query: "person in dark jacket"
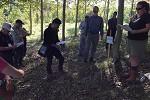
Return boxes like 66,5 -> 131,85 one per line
106,11 -> 117,51
43,18 -> 65,82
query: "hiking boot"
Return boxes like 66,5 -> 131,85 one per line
126,70 -> 137,83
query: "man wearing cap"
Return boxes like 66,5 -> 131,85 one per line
0,22 -> 17,66
11,19 -> 29,67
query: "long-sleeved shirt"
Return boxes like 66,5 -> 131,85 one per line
11,26 -> 28,44
43,24 -> 60,46
86,15 -> 104,35
108,18 -> 117,29
79,20 -> 87,34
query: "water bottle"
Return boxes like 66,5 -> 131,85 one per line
140,73 -> 150,83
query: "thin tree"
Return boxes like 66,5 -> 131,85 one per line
56,0 -> 59,18
29,2 -> 32,34
74,0 -> 79,36
40,0 -> 43,40
105,0 -> 110,31
113,0 -> 124,62
84,0 -> 86,15
62,0 -> 66,44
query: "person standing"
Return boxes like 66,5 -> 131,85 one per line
11,19 -> 28,67
106,11 -> 117,51
83,6 -> 104,62
126,1 -> 150,83
78,15 -> 89,57
0,22 -> 17,66
43,18 -> 66,82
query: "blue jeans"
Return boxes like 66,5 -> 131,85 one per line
79,33 -> 86,56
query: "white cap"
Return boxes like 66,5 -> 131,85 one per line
2,22 -> 14,32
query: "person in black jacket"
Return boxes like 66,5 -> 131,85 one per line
43,18 -> 65,82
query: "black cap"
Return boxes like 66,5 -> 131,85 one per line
16,19 -> 24,25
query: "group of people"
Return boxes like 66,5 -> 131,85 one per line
78,1 -> 150,83
0,19 -> 28,99
78,6 -> 117,62
0,20 -> 29,68
41,1 -> 150,84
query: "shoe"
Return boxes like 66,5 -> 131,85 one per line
126,70 -> 137,83
47,75 -> 56,82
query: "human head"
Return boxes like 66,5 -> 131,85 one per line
93,6 -> 99,15
51,18 -> 61,30
15,19 -> 24,28
136,1 -> 149,15
1,22 -> 13,35
113,11 -> 117,18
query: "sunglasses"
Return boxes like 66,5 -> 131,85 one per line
136,7 -> 143,10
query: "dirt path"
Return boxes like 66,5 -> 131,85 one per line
13,39 -> 150,100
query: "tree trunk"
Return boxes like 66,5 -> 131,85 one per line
105,0 -> 110,31
113,0 -> 124,62
130,0 -> 134,17
74,0 -> 79,36
62,0 -> 66,45
56,0 -> 58,18
29,3 -> 32,34
40,0 -> 43,40
84,0 -> 86,15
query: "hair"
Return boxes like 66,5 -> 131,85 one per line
114,11 -> 117,15
137,1 -> 150,12
93,6 -> 99,11
85,15 -> 89,19
52,18 -> 61,24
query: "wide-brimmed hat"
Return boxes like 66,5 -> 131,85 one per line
2,22 -> 14,32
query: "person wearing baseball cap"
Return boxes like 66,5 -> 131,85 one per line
0,22 -> 17,66
11,19 -> 29,67
2,22 -> 14,32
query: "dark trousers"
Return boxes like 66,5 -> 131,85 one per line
14,45 -> 24,66
23,37 -> 27,57
46,47 -> 64,74
106,28 -> 116,50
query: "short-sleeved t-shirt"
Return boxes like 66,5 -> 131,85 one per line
128,13 -> 150,40
0,57 -> 8,79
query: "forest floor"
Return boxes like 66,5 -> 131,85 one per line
12,35 -> 150,100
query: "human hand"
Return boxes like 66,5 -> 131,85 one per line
12,44 -> 17,48
4,75 -> 13,91
51,44 -> 61,49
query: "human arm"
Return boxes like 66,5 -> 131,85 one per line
0,57 -> 24,78
0,45 -> 17,51
130,23 -> 150,34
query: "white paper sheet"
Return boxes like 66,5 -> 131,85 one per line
16,42 -> 24,47
119,24 -> 132,31
106,36 -> 113,44
56,41 -> 66,45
